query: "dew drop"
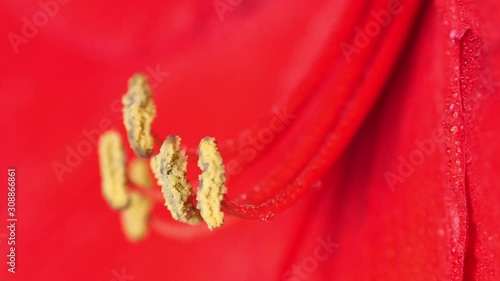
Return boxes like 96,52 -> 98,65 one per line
450,126 -> 458,134
261,212 -> 275,221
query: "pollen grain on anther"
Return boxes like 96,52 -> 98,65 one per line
150,135 -> 202,225
121,191 -> 152,242
98,131 -> 130,210
197,137 -> 227,230
122,73 -> 157,158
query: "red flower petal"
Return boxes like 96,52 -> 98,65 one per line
2,0 -> 500,280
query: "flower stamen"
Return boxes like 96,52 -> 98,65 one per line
150,135 -> 202,225
98,131 -> 130,210
128,158 -> 154,189
121,191 -> 152,242
197,137 -> 227,230
122,74 -> 156,158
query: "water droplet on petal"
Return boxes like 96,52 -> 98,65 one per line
261,212 -> 275,221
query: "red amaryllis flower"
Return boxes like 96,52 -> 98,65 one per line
2,0 -> 500,280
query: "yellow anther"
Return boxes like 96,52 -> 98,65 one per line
98,131 -> 129,209
128,158 -> 154,189
150,136 -> 202,225
197,137 -> 227,230
122,73 -> 156,157
121,192 -> 152,242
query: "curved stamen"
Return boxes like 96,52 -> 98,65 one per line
150,135 -> 202,225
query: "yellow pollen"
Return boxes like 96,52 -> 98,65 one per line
98,131 -> 129,210
150,136 -> 202,225
197,137 -> 227,230
122,73 -> 156,158
121,191 -> 152,242
128,158 -> 154,189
